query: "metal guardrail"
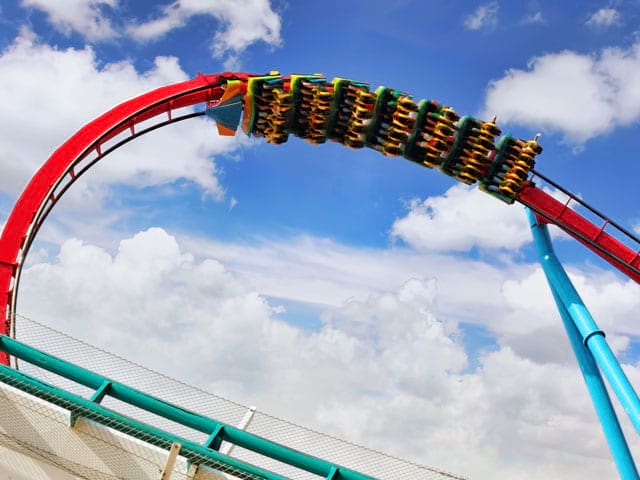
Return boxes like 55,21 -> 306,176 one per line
0,334 -> 375,480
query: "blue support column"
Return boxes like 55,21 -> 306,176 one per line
527,208 -> 639,479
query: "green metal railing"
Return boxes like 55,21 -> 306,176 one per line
0,334 -> 375,480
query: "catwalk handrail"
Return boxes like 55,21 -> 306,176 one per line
528,169 -> 640,248
0,334 -> 375,480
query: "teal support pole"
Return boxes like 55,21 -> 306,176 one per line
527,208 -> 639,479
0,335 -> 374,480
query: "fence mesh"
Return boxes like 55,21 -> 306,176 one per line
0,314 -> 465,480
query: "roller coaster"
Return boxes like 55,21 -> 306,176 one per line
0,71 -> 640,479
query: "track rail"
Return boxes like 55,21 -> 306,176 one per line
1,71 -> 639,367
0,72 -> 253,364
518,181 -> 640,284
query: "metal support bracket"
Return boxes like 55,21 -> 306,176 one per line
327,467 -> 340,479
71,380 -> 112,426
90,380 -> 112,404
203,424 -> 225,451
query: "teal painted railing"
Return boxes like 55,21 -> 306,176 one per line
0,334 -> 375,480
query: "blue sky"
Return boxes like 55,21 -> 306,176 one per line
1,1 -> 640,479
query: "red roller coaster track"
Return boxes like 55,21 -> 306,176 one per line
1,72 -> 639,367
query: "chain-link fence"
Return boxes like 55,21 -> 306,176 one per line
0,314 -> 465,480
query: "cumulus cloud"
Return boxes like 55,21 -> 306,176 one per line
182,227 -> 640,363
21,0 -> 118,40
127,0 -> 282,68
586,8 -> 621,28
391,184 -> 531,252
182,224 -> 640,360
497,266 -> 640,364
0,29 -> 244,203
16,228 -> 639,479
20,0 -> 282,66
180,231 -> 516,330
318,344 -> 627,479
482,42 -> 640,143
464,2 -> 499,31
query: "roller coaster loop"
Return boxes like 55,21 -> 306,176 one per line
1,71 -> 640,476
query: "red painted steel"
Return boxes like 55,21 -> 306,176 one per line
518,185 -> 640,284
0,72 -> 248,364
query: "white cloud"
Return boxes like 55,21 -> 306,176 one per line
21,0 -> 118,40
464,2 -> 499,31
586,8 -> 621,28
482,42 -> 640,143
127,0 -> 282,67
316,345 -> 626,479
178,224 -> 640,365
183,228 -> 640,364
498,266 -> 640,364
20,0 -> 282,66
16,227 -> 639,479
0,29 -> 245,204
391,184 -> 531,252
180,231 -> 517,330
523,11 -> 545,24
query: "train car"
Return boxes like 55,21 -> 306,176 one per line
206,73 -> 543,203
